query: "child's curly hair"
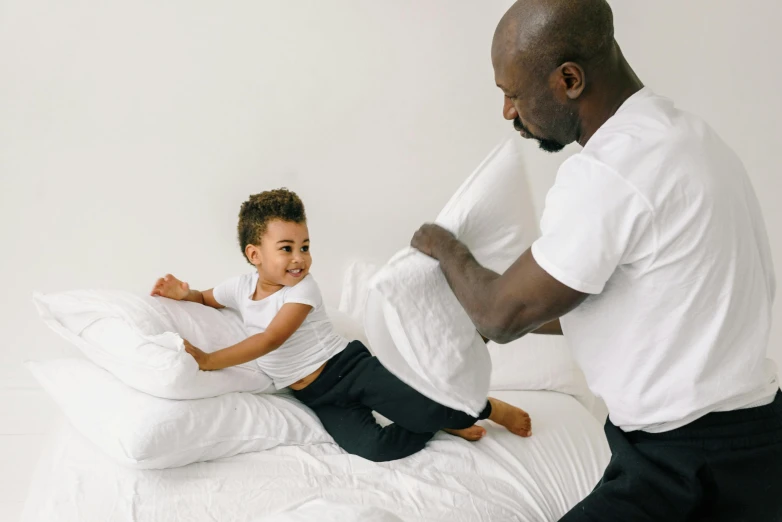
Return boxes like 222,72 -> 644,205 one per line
237,188 -> 307,264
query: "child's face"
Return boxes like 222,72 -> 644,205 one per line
252,219 -> 311,286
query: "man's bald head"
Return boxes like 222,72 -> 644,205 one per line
493,0 -> 614,78
492,0 -> 626,152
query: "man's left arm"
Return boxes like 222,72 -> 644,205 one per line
412,224 -> 584,344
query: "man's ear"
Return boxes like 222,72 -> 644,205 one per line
558,62 -> 586,100
245,243 -> 262,265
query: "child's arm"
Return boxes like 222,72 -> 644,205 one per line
150,274 -> 224,309
184,303 -> 312,371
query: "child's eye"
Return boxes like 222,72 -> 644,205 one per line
301,246 -> 309,253
281,246 -> 292,252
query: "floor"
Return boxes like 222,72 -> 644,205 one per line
0,388 -> 59,522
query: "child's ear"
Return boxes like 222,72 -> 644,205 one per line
245,244 -> 262,265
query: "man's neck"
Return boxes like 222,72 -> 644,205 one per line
577,43 -> 644,147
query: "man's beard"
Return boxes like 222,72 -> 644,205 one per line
513,116 -> 566,153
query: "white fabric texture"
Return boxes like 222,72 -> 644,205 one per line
337,261 -> 380,328
327,306 -> 369,348
21,390 -> 610,522
212,272 -> 349,388
32,289 -> 275,399
487,335 -> 593,411
24,358 -> 332,469
532,87 -> 779,432
257,500 -> 404,522
367,138 -> 539,416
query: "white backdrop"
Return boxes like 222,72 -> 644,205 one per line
1,0 -> 780,390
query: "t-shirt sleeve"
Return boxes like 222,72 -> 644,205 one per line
211,274 -> 245,309
531,155 -> 655,294
282,275 -> 322,308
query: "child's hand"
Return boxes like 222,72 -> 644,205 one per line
183,339 -> 213,371
151,274 -> 190,300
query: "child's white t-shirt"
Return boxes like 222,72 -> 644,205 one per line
212,271 -> 348,389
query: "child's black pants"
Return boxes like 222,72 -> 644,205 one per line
293,340 -> 492,462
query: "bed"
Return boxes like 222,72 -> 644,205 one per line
20,389 -> 609,522
21,138 -> 611,521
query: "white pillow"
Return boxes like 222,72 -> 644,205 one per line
327,306 -> 370,348
366,138 -> 539,416
25,358 -> 332,469
344,261 -> 595,412
33,289 -> 275,399
488,335 -> 594,411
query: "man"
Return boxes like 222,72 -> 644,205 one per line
410,0 -> 782,520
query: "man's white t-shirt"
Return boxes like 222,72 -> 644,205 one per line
212,272 -> 348,389
531,87 -> 778,433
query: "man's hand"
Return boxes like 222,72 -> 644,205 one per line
410,223 -> 457,259
151,274 -> 190,300
183,339 -> 214,371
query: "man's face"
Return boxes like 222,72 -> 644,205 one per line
492,54 -> 579,153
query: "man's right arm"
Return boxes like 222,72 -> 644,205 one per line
481,318 -> 562,342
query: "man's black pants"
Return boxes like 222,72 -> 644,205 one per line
561,389 -> 782,521
293,340 -> 492,462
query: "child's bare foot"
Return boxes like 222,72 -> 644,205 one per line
488,397 -> 532,437
444,425 -> 486,441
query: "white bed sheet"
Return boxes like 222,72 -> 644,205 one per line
21,390 -> 610,522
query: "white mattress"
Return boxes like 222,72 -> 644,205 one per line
21,390 -> 610,522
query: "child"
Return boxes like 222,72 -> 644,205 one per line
151,188 -> 532,462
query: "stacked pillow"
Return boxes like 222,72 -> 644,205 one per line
30,290 -> 365,468
26,357 -> 331,469
33,290 -> 275,399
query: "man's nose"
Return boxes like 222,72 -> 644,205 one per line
503,96 -> 517,121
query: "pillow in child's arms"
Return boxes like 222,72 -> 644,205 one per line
32,289 -> 275,399
366,137 -> 538,417
25,358 -> 332,469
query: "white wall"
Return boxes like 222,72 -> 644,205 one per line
1,0 -> 780,390
0,1 -> 514,388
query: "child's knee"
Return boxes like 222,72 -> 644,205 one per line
352,440 -> 407,462
345,437 -> 425,463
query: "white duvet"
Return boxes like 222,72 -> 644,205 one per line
22,390 -> 609,522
